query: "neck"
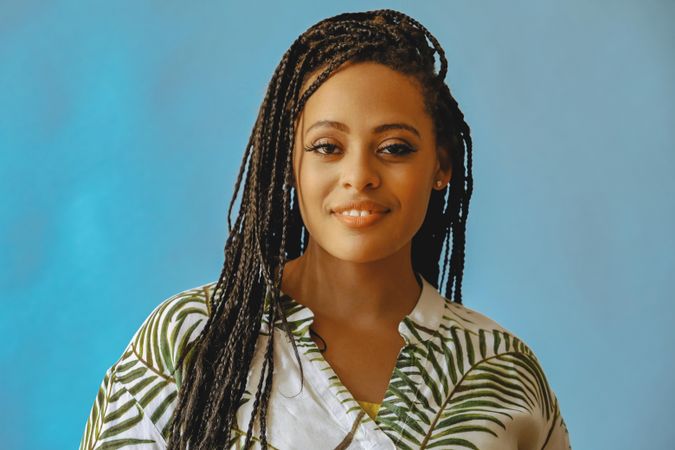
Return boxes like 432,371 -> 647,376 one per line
278,240 -> 422,328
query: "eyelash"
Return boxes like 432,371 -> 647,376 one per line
303,142 -> 416,157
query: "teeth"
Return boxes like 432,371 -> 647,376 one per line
341,209 -> 372,217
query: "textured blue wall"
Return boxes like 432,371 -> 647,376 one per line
1,1 -> 673,449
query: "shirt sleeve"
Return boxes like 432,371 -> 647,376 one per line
540,392 -> 572,450
78,346 -> 169,450
462,331 -> 571,450
522,349 -> 572,450
497,330 -> 572,450
78,286 -> 210,450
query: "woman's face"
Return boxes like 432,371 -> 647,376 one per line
292,61 -> 452,264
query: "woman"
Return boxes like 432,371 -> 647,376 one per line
80,9 -> 571,450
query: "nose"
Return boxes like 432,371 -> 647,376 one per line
340,144 -> 381,191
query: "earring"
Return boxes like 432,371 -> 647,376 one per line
435,180 -> 443,188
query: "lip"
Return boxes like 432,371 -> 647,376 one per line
331,210 -> 389,228
330,200 -> 391,229
331,200 -> 390,214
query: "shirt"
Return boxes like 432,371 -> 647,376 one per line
79,274 -> 572,449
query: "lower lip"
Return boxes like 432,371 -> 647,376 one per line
332,211 -> 389,228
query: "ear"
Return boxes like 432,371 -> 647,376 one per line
433,145 -> 453,190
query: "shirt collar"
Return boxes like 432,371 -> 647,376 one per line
261,272 -> 447,346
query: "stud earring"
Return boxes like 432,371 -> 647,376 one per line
435,180 -> 443,188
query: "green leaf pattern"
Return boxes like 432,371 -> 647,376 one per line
79,278 -> 571,449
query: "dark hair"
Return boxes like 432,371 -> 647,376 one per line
166,8 -> 473,449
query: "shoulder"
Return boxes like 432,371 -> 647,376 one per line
442,297 -> 514,336
79,281 -> 218,449
441,298 -> 538,360
107,280 -> 218,395
127,280 -> 218,380
438,298 -> 571,448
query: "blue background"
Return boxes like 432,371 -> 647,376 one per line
1,1 -> 673,449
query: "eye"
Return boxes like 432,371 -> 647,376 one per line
303,142 -> 340,156
302,141 -> 417,157
379,143 -> 416,156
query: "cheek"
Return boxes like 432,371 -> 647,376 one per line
396,173 -> 433,228
295,167 -> 331,222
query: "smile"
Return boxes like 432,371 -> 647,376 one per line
332,210 -> 388,228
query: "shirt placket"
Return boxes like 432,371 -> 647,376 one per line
292,327 -> 400,450
274,293 -> 397,449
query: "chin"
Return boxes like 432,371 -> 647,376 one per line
324,241 -> 399,264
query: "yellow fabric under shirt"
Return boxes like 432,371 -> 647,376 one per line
356,399 -> 381,420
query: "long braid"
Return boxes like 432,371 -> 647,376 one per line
166,9 -> 474,448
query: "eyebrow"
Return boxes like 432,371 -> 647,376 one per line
305,120 -> 421,138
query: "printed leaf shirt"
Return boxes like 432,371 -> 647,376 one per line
79,274 -> 572,449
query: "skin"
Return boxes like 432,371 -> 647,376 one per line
279,61 -> 452,403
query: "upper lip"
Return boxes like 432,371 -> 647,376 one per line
331,200 -> 390,214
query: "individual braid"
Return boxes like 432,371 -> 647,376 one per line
166,8 -> 474,449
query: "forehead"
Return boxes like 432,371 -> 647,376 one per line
296,61 -> 430,133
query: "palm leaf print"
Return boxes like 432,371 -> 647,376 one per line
376,305 -> 561,450
80,284 -> 213,449
81,280 -> 570,449
78,363 -> 162,449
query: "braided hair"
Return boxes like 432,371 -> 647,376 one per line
166,8 -> 473,449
